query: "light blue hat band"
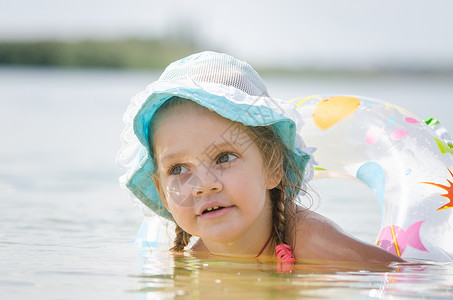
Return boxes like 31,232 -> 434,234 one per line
134,84 -> 298,153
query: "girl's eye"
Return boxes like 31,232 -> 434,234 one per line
216,153 -> 237,164
169,165 -> 188,175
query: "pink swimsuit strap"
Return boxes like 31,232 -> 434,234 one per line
255,233 -> 273,258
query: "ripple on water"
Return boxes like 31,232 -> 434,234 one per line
130,249 -> 453,299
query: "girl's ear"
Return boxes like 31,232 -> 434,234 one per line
266,165 -> 283,190
153,173 -> 169,210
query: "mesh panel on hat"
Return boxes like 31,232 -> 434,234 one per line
159,52 -> 270,97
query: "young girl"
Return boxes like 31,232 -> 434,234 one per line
118,51 -> 403,266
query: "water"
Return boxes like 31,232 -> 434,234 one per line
1,67 -> 453,299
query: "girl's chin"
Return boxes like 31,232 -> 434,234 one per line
197,226 -> 244,244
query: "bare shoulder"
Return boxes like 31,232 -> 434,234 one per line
293,208 -> 340,234
290,207 -> 404,265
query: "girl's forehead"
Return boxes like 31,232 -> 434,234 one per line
153,105 -> 254,155
154,100 -> 211,125
156,100 -> 246,134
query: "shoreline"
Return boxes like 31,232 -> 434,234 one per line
1,39 -> 452,76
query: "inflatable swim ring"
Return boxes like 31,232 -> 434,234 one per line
296,95 -> 453,262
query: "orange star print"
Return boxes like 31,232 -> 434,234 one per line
422,168 -> 453,211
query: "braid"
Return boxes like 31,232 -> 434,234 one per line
170,223 -> 192,252
271,186 -> 288,246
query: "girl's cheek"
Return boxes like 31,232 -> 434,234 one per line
164,174 -> 197,207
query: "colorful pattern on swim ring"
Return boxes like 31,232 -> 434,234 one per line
296,95 -> 453,262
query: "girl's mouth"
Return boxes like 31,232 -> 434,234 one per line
202,206 -> 225,214
198,205 -> 234,219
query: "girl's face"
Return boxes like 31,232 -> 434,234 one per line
152,103 -> 277,246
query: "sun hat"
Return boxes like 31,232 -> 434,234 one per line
117,51 -> 315,220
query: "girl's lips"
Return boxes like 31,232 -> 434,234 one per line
197,206 -> 234,220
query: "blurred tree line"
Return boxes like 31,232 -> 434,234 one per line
0,39 -> 200,69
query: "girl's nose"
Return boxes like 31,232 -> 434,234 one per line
192,171 -> 223,198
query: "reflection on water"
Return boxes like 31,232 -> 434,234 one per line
1,67 -> 453,299
132,248 -> 453,299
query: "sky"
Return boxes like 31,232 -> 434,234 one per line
1,0 -> 453,70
